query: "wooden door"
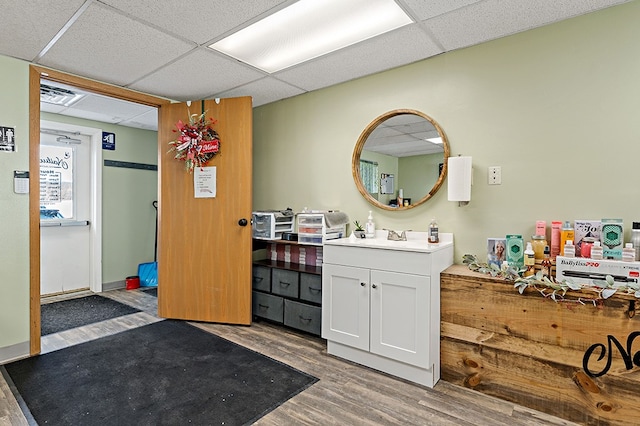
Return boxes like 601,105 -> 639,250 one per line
157,98 -> 252,324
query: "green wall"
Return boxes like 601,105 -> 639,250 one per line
2,1 -> 639,359
0,55 -> 29,353
41,113 -> 158,284
253,1 -> 640,262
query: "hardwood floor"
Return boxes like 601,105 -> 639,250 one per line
0,289 -> 579,425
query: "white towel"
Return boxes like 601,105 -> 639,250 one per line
324,211 -> 349,228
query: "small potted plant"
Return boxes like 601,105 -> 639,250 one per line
352,221 -> 366,239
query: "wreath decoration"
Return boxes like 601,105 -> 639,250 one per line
168,110 -> 220,172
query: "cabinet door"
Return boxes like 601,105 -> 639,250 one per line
370,270 -> 430,368
322,264 -> 370,350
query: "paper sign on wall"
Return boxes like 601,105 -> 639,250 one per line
1,126 -> 16,152
194,166 -> 216,198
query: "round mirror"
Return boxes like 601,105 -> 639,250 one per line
352,109 -> 450,211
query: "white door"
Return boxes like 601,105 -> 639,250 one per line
40,124 -> 101,295
321,263 -> 370,350
370,270 -> 430,368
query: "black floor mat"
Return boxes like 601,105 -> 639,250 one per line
5,320 -> 318,425
41,294 -> 140,336
141,287 -> 157,297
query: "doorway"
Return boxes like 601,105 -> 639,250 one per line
39,122 -> 103,295
29,65 -> 170,354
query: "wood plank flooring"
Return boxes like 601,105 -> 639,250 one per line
0,289 -> 580,426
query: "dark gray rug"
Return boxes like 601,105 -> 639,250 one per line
141,287 -> 157,297
5,320 -> 318,425
41,294 -> 140,336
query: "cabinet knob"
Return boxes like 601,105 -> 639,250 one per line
360,282 -> 366,287
372,284 -> 378,289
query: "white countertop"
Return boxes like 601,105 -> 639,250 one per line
324,231 -> 453,253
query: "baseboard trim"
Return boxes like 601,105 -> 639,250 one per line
0,341 -> 30,365
103,280 -> 125,291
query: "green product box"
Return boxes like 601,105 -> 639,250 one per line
506,234 -> 524,269
601,218 -> 623,259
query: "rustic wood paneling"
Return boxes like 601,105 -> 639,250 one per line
441,264 -> 640,426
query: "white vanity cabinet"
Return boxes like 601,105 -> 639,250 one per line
322,232 -> 453,388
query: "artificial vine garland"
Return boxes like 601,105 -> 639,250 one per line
168,110 -> 220,173
462,253 -> 640,306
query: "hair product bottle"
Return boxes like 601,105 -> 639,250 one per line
365,210 -> 375,239
623,243 -> 635,262
535,220 -> 546,237
550,221 -> 562,259
524,242 -> 535,277
428,218 -> 439,244
590,241 -> 604,260
560,221 -> 574,256
563,240 -> 575,258
541,245 -> 552,278
632,222 -> 640,261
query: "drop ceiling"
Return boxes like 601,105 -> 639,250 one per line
0,0 -> 631,132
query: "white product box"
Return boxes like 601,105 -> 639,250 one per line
555,256 -> 640,286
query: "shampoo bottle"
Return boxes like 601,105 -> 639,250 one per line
365,210 -> 375,239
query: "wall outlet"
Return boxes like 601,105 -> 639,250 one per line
488,166 -> 501,185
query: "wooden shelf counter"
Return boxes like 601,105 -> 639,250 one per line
440,264 -> 640,426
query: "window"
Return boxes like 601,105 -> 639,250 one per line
40,145 -> 75,219
359,159 -> 378,194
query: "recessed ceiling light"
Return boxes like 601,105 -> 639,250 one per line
209,0 -> 412,73
426,137 -> 443,144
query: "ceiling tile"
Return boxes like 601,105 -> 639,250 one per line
401,0 -> 482,20
129,49 -> 265,101
0,0 -> 86,61
37,2 -> 194,87
215,77 -> 305,107
425,0 -> 629,51
100,0 -> 290,44
275,24 -> 442,92
120,109 -> 158,131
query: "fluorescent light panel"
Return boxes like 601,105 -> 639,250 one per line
426,137 -> 443,144
209,0 -> 412,73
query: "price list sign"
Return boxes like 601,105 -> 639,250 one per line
40,169 -> 62,203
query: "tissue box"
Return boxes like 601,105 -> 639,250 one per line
555,256 -> 640,286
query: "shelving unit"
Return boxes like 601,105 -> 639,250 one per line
297,213 -> 346,245
252,239 -> 323,336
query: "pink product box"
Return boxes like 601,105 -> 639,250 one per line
573,220 -> 601,257
555,256 -> 640,286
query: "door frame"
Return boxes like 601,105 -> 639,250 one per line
29,65 -> 170,354
40,120 -> 103,294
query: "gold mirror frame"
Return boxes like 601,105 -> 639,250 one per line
352,109 -> 450,211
